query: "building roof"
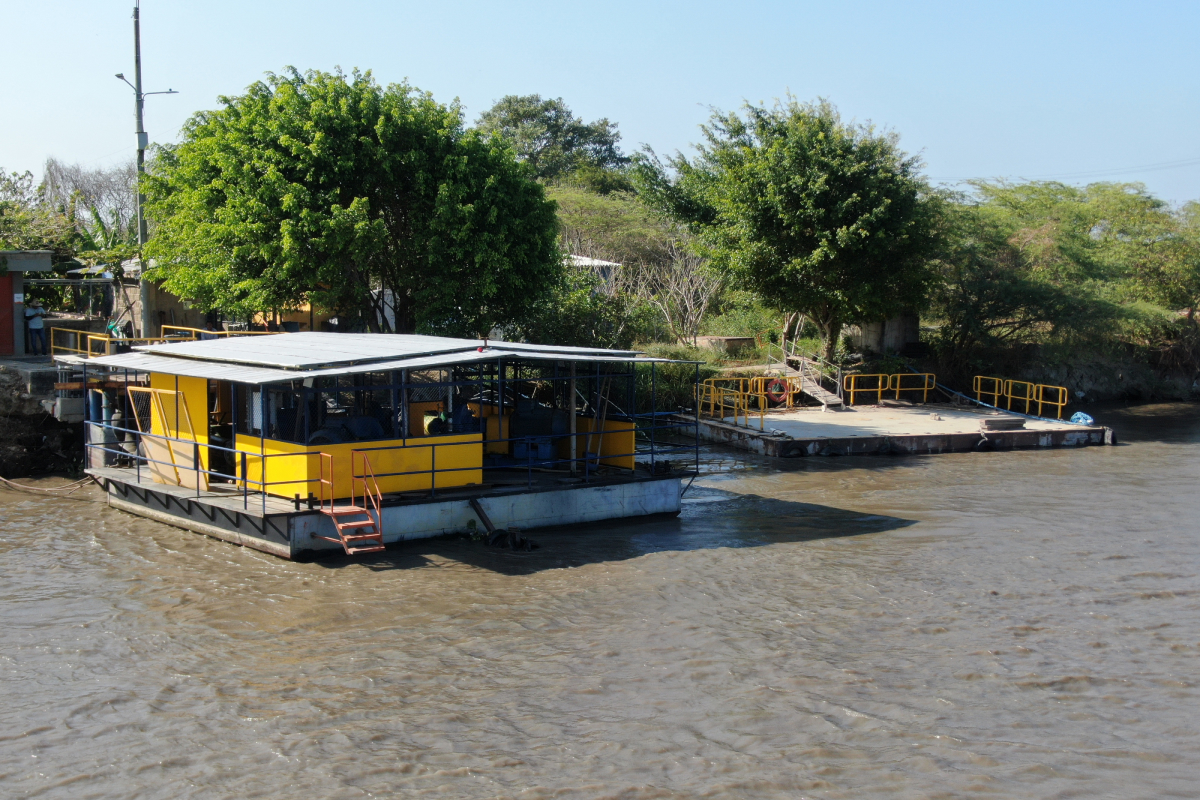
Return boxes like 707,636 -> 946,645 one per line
0,250 -> 54,272
569,255 -> 621,269
83,332 -> 691,383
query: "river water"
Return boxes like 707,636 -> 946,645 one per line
1,404 -> 1198,799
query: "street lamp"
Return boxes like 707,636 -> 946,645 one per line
116,1 -> 177,338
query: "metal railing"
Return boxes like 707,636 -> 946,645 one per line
1033,384 -> 1069,418
53,326 -> 273,357
842,373 -> 890,404
890,372 -> 936,403
973,375 -> 1070,419
51,328 -> 169,357
768,339 -> 845,403
160,325 -> 276,340
85,412 -> 699,515
699,378 -> 767,429
1003,380 -> 1036,414
973,376 -> 1004,406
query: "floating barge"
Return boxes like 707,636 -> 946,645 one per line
69,333 -> 698,558
692,402 -> 1113,458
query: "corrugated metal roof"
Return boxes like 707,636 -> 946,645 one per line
132,332 -> 643,370
87,345 -> 690,384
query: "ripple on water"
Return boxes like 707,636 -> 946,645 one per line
0,404 -> 1198,798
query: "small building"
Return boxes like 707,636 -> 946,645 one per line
0,250 -> 54,356
846,312 -> 922,355
72,332 -> 698,558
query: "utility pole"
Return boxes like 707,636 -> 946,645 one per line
116,1 -> 176,338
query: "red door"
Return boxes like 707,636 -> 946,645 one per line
0,274 -> 13,355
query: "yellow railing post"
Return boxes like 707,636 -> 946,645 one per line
1003,380 -> 1035,414
973,376 -> 1004,406
1034,384 -> 1068,418
888,373 -> 936,403
842,374 -> 888,404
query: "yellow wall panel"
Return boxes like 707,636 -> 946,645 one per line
235,433 -> 483,499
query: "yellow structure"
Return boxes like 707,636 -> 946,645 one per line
84,332 -> 666,502
235,431 -> 484,499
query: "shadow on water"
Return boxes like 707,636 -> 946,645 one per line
309,491 -> 917,576
1090,401 -> 1200,444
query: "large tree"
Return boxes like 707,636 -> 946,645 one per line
635,99 -> 940,360
143,68 -> 561,334
475,95 -> 628,183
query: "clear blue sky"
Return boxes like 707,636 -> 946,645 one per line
4,0 -> 1199,202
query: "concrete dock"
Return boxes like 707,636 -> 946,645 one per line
693,402 -> 1113,457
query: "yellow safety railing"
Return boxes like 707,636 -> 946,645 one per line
749,375 -> 802,408
50,328 -> 168,357
1034,384 -> 1069,419
1003,380 -> 1035,414
973,375 -> 1070,418
842,374 -> 890,404
699,379 -> 766,430
160,325 -> 276,339
51,325 -> 276,357
890,373 -> 936,403
973,376 -> 1004,406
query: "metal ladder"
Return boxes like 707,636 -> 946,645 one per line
316,452 -> 386,555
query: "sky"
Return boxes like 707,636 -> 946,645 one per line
4,0 -> 1199,203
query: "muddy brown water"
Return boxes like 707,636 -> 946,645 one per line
1,404 -> 1198,799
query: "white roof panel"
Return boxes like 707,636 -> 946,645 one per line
132,332 -> 642,370
87,343 -> 689,384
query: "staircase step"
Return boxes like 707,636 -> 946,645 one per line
342,532 -> 382,542
327,506 -> 370,516
335,519 -> 378,530
345,544 -> 386,555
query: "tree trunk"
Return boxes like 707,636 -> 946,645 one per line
819,317 -> 841,362
781,312 -> 796,359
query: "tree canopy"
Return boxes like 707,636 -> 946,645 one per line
475,95 -> 629,183
143,68 -> 561,335
635,99 -> 940,358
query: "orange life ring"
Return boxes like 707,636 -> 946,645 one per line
765,378 -> 789,406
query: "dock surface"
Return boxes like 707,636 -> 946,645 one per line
694,403 -> 1112,457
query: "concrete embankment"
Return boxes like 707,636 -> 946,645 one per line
0,360 -> 80,478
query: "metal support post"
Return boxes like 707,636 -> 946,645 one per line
569,362 -> 577,475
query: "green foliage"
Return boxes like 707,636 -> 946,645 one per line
549,185 -> 672,268
515,268 -> 657,349
635,98 -> 940,360
700,290 -> 781,340
557,164 -> 635,195
926,182 -> 1173,380
143,68 -> 561,334
634,343 -> 720,414
0,169 -> 78,259
475,95 -> 629,182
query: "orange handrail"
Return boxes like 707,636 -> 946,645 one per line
318,452 -> 335,513
351,450 -> 383,527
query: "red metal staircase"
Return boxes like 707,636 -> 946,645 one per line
316,452 -> 386,555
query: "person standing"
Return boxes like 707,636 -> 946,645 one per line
25,300 -> 47,356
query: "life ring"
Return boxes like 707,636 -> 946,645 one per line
765,378 -> 789,406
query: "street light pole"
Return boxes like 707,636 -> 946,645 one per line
133,2 -> 150,338
116,1 -> 176,338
